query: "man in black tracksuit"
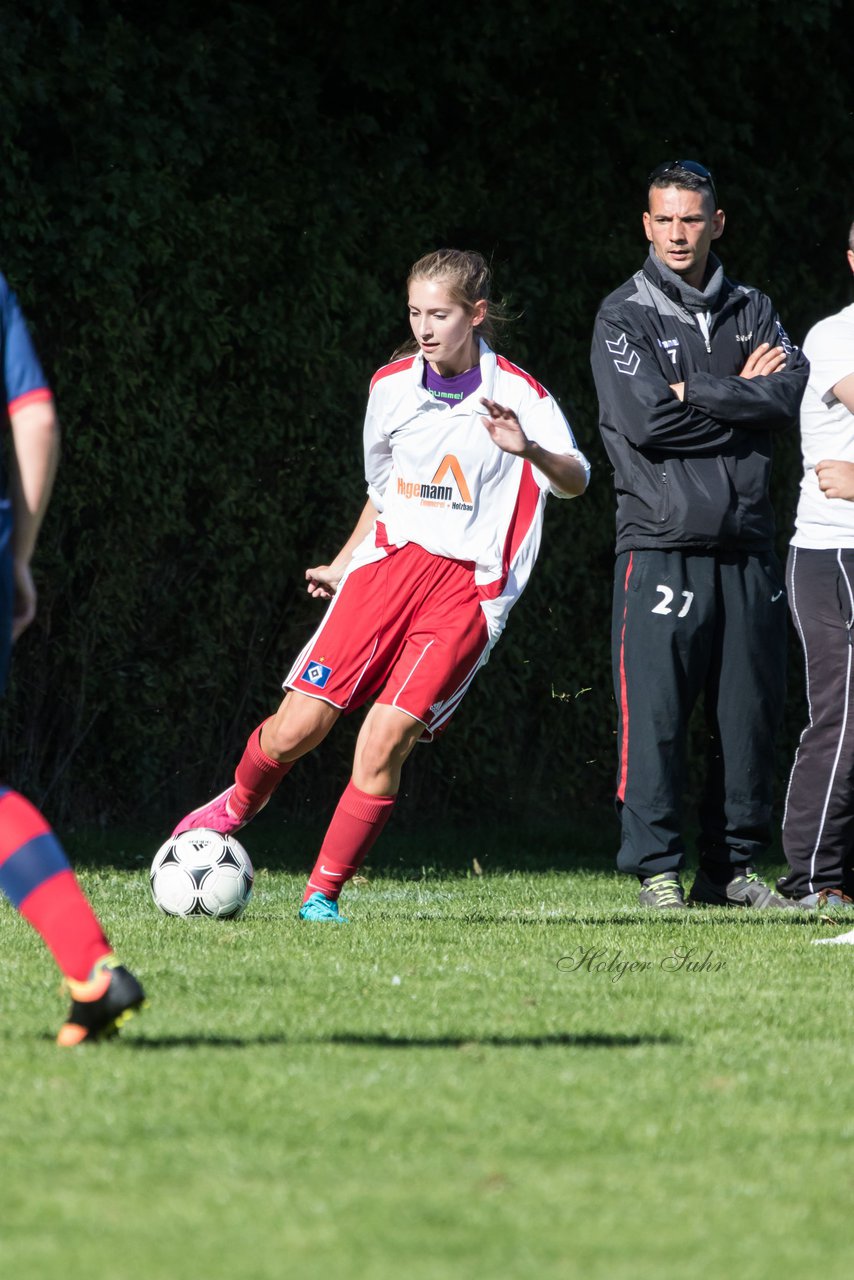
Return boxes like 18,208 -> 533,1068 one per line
590,161 -> 809,909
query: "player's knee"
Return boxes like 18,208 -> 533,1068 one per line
356,725 -> 415,780
354,740 -> 390,781
263,696 -> 334,759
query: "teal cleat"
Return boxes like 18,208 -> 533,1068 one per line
299,891 -> 348,923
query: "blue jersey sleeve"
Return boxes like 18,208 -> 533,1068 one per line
1,272 -> 51,414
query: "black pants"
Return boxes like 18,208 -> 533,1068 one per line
780,546 -> 854,896
611,548 -> 787,879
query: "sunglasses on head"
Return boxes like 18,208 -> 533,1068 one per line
648,160 -> 717,203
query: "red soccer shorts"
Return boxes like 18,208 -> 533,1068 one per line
284,543 -> 490,740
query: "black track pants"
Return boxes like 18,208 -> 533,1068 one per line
780,546 -> 854,896
611,548 -> 787,879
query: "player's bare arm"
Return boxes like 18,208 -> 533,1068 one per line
305,496 -> 380,599
829,372 -> 854,416
479,397 -> 587,496
8,398 -> 60,641
814,385 -> 854,500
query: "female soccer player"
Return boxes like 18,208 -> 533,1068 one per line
173,249 -> 590,919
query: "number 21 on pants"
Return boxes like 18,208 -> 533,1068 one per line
651,586 -> 694,617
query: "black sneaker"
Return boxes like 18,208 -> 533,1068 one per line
638,873 -> 686,909
689,867 -> 801,909
57,956 -> 146,1046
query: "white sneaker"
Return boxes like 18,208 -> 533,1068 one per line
812,927 -> 854,946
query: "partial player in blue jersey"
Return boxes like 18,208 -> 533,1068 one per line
0,271 -> 144,1044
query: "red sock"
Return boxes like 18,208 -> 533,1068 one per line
232,719 -> 292,819
0,789 -> 111,981
303,781 -> 396,902
22,872 -> 112,981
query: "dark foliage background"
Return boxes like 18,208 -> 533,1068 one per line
1,0 -> 853,841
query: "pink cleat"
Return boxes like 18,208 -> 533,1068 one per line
171,786 -> 268,838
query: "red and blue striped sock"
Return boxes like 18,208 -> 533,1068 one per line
0,788 -> 110,981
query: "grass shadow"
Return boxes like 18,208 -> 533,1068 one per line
324,1031 -> 681,1049
121,1030 -> 680,1051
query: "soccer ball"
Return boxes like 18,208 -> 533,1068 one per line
150,829 -> 254,919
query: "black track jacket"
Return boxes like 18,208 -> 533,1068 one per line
591,253 -> 809,554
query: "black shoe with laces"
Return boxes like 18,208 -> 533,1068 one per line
638,873 -> 686,909
688,867 -> 800,909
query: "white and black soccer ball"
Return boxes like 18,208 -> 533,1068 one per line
150,829 -> 254,919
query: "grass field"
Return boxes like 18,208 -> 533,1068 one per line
2,813 -> 853,1280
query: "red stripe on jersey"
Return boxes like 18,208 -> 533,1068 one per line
495,354 -> 547,399
476,460 -> 541,601
7,387 -> 53,416
616,553 -> 634,803
370,355 -> 416,393
0,790 -> 53,868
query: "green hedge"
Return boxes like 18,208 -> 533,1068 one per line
1,0 -> 853,840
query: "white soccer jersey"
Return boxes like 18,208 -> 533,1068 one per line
350,340 -> 589,646
793,303 -> 854,549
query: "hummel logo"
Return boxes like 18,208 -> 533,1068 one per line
606,333 -> 629,355
606,332 -> 639,376
775,321 -> 795,357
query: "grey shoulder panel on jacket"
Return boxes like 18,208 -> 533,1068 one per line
625,270 -> 696,325
599,269 -> 695,328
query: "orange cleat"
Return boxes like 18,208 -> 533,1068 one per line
57,955 -> 145,1046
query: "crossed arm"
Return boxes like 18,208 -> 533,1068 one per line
592,294 -> 809,457
669,341 -> 789,401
